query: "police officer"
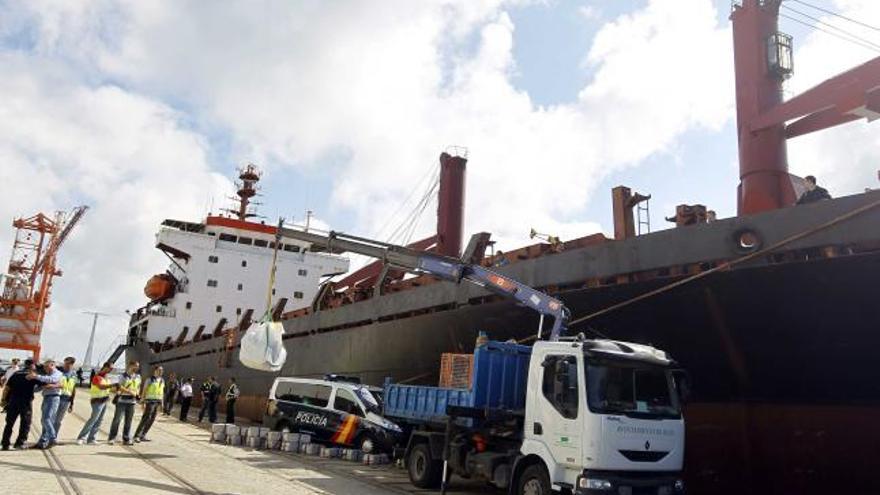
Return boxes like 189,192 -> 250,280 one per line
107,361 -> 141,445
134,366 -> 165,442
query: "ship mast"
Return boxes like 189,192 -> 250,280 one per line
732,0 -> 880,214
224,163 -> 262,221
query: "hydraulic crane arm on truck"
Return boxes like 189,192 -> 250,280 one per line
276,227 -> 571,340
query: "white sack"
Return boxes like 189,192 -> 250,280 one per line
239,319 -> 287,371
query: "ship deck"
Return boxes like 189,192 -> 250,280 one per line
1,394 -> 490,495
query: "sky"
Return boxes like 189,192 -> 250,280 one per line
1,0 -> 879,362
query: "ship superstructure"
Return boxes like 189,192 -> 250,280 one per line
128,165 -> 349,347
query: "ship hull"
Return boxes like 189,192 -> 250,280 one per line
129,193 -> 880,495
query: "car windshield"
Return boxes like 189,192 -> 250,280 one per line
586,360 -> 681,419
354,386 -> 382,414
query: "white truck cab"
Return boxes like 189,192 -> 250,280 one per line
518,339 -> 686,495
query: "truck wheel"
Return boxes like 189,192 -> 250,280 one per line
517,463 -> 551,495
408,443 -> 442,488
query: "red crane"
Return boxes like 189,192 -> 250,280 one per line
732,0 -> 880,214
0,206 -> 88,360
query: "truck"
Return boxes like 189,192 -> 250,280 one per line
384,337 -> 686,495
274,227 -> 687,495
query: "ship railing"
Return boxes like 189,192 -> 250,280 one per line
147,306 -> 176,318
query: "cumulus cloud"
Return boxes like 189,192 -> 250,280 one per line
1,0 -> 742,357
0,54 -> 231,360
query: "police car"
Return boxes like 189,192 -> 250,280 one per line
263,375 -> 402,453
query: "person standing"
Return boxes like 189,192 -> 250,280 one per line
179,378 -> 194,421
163,371 -> 180,416
224,377 -> 240,424
52,357 -> 78,439
76,367 -> 84,387
0,358 -> 20,413
197,377 -> 212,422
1,358 -> 20,386
1,359 -> 37,450
207,377 -> 221,423
28,359 -> 63,449
133,366 -> 164,442
107,361 -> 141,445
76,362 -> 114,445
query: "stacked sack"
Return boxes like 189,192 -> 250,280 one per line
340,448 -> 363,462
362,453 -> 391,465
280,432 -> 310,452
225,425 -> 242,446
244,426 -> 270,449
211,424 -> 227,443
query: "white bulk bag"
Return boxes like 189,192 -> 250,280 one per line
239,318 -> 287,371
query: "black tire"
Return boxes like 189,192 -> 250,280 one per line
408,442 -> 443,489
516,463 -> 551,495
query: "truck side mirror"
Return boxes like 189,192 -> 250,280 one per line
671,369 -> 691,404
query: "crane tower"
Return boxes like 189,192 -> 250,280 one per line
0,206 -> 88,360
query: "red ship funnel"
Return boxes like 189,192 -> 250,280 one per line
436,152 -> 467,258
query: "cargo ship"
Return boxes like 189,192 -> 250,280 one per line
126,2 -> 880,494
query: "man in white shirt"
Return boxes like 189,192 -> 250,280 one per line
178,378 -> 194,422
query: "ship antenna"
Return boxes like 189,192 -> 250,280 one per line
233,163 -> 262,221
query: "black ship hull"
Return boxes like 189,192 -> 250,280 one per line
129,192 -> 880,495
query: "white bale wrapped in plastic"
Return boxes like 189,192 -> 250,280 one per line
305,443 -> 321,455
225,425 -> 241,436
245,426 -> 261,438
282,432 -> 300,443
299,433 -> 311,444
319,447 -> 341,458
226,435 -> 242,446
245,436 -> 262,449
239,319 -> 287,372
259,427 -> 270,438
281,441 -> 300,452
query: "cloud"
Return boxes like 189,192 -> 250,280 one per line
1,0 -> 738,357
0,53 -> 231,360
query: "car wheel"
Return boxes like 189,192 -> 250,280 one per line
357,434 -> 376,454
408,442 -> 442,489
517,463 -> 551,495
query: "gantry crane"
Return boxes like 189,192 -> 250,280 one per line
0,206 -> 88,360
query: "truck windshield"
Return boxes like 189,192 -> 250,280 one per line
586,360 -> 681,419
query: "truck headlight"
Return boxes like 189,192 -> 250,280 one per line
579,478 -> 613,490
674,479 -> 685,492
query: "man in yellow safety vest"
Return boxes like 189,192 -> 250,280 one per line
76,362 -> 114,445
52,357 -> 77,439
108,361 -> 141,445
134,366 -> 164,442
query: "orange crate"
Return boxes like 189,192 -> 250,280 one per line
439,353 -> 474,389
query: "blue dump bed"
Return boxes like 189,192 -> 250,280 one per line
383,341 -> 532,424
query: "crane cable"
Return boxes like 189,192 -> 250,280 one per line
789,0 -> 880,33
518,196 -> 880,345
780,5 -> 880,53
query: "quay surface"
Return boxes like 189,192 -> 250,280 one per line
0,394 -> 489,495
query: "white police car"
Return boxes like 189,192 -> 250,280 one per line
263,375 -> 401,453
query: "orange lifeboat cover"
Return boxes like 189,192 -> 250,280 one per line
144,274 -> 176,301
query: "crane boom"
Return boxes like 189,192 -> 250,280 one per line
277,226 -> 570,340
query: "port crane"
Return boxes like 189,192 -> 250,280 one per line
276,226 -> 571,341
0,206 -> 88,360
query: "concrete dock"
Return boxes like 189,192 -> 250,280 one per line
0,395 -> 490,495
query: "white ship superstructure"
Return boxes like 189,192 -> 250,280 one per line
129,165 -> 349,345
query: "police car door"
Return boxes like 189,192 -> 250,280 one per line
292,383 -> 334,441
329,387 -> 363,446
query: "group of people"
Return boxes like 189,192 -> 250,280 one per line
1,357 -> 241,450
1,357 -> 79,450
